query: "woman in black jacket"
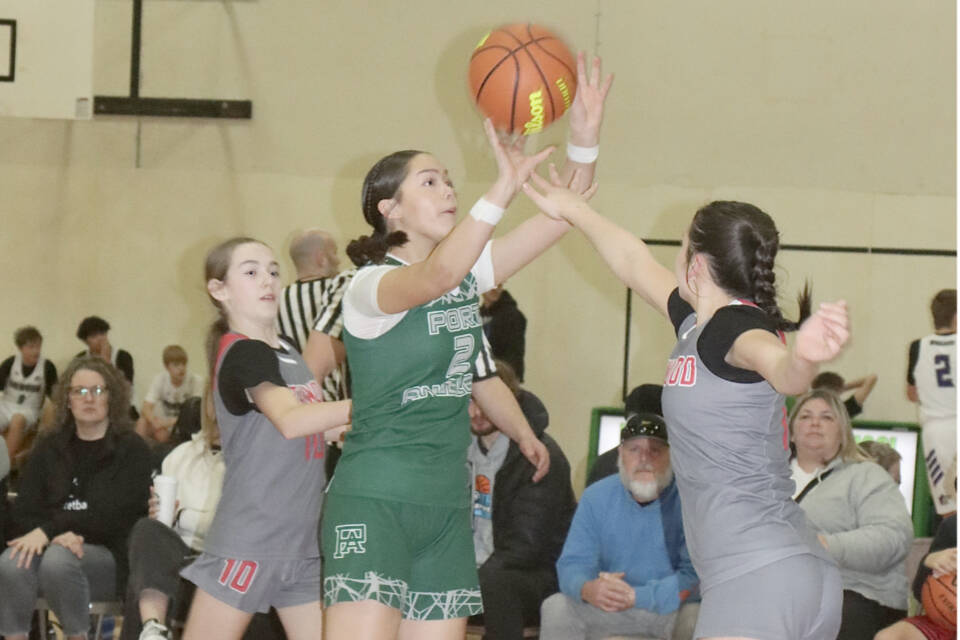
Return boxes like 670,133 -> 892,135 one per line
0,356 -> 152,640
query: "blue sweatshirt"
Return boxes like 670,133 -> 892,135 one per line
556,475 -> 697,615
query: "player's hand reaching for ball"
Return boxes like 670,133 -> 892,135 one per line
518,434 -> 550,482
567,52 -> 614,149
522,163 -> 599,223
483,118 -> 554,209
794,301 -> 851,364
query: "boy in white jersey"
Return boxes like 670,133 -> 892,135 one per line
0,327 -> 57,466
136,345 -> 204,444
906,288 -> 957,515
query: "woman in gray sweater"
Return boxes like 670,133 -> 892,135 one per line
789,389 -> 913,640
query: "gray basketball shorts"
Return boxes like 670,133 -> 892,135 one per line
181,552 -> 321,614
695,553 -> 841,640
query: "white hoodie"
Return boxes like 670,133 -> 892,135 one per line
161,432 -> 225,552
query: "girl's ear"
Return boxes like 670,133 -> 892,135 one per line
688,253 -> 708,280
208,279 -> 228,303
378,198 -> 397,219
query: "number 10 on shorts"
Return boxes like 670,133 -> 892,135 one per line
218,558 -> 259,594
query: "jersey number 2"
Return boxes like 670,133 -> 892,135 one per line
446,334 -> 475,378
934,354 -> 954,388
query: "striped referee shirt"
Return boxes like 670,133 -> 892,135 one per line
277,269 -> 355,400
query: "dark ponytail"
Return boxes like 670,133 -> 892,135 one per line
689,201 -> 810,332
346,230 -> 410,268
203,236 -> 262,377
346,150 -> 424,266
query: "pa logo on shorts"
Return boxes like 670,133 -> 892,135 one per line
333,524 -> 367,558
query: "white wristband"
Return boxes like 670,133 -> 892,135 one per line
567,142 -> 600,164
470,198 -> 505,226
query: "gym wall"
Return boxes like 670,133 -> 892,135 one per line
0,0 -> 953,489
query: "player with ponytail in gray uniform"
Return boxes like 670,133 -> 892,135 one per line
180,237 -> 352,640
523,182 -> 851,640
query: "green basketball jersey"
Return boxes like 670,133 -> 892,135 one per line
333,258 -> 485,507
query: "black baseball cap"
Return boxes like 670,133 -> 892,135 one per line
620,412 -> 669,445
625,384 -> 663,418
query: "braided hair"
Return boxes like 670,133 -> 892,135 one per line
687,201 -> 810,331
346,150 -> 423,266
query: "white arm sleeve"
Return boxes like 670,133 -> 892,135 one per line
472,241 -> 496,294
344,244 -> 495,340
342,265 -> 408,340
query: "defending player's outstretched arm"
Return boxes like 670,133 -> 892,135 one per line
522,169 -> 675,318
727,301 -> 851,395
490,52 -> 613,283
248,381 -> 351,440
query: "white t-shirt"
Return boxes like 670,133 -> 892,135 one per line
343,243 -> 496,340
790,458 -> 824,500
144,371 -> 203,419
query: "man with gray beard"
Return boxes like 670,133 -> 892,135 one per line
540,414 -> 699,640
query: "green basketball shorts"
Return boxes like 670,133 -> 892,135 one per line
321,492 -> 482,621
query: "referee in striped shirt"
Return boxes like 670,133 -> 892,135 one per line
278,229 -> 355,403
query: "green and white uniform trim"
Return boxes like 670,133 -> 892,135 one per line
325,573 -> 482,620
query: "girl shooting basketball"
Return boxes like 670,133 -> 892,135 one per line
180,237 -> 351,640
322,53 -> 611,640
522,180 -> 851,640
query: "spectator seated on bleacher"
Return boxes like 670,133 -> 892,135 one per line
135,345 -> 203,446
121,388 -> 224,640
789,389 -> 914,640
466,361 -> 576,639
541,413 -> 700,640
586,384 -> 662,488
0,326 -> 58,471
859,440 -> 903,485
0,357 -> 152,640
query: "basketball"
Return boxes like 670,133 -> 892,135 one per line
922,571 -> 957,631
469,23 -> 577,135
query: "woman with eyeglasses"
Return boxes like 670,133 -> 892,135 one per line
0,356 -> 153,640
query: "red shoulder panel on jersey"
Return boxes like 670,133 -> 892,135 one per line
214,332 -> 249,384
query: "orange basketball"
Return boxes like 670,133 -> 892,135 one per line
922,571 -> 957,631
468,23 -> 577,135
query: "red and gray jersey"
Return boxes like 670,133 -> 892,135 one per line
204,333 -> 327,561
660,290 -> 831,592
907,333 -> 956,424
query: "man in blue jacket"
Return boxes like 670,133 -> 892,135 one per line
540,414 -> 699,640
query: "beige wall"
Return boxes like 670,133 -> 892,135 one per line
0,0 -> 954,489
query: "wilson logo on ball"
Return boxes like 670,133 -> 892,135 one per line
524,88 -> 545,135
468,23 -> 577,135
